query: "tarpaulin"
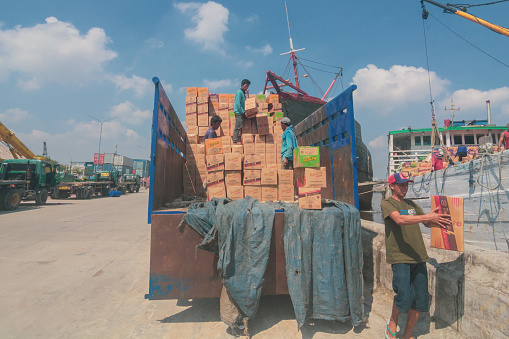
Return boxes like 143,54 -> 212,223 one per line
281,200 -> 364,328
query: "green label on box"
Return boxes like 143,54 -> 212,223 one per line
256,94 -> 266,101
273,111 -> 284,122
229,111 -> 235,119
293,147 -> 320,167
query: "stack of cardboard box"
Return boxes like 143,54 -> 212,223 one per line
183,87 -> 325,209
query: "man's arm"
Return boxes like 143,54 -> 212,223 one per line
498,133 -> 505,150
389,207 -> 451,229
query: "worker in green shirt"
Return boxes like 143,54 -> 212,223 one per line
232,79 -> 250,144
381,173 -> 451,339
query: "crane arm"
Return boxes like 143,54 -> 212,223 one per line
0,121 -> 37,159
422,0 -> 509,37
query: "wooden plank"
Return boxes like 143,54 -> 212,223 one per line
332,145 -> 355,206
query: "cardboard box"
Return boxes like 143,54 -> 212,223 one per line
261,167 -> 278,185
196,162 -> 207,174
225,171 -> 242,186
187,125 -> 198,135
266,143 -> 277,154
206,154 -> 225,172
242,134 -> 254,144
197,103 -> 208,115
298,187 -> 322,209
430,195 -> 464,252
187,87 -> 197,97
254,134 -> 265,144
227,186 -> 244,200
256,94 -> 266,103
244,186 -> 262,200
186,112 -> 197,127
243,169 -> 261,186
278,169 -> 294,186
225,153 -> 243,171
268,93 -> 280,104
207,170 -> 225,187
243,143 -> 255,154
278,185 -> 295,202
231,144 -> 243,154
219,94 -> 229,103
295,167 -> 326,188
187,133 -> 199,144
242,119 -> 254,134
255,143 -> 266,154
266,152 -> 277,166
258,102 -> 269,111
209,93 -> 219,102
198,126 -> 208,136
261,186 -> 278,202
207,184 -> 226,200
256,114 -> 271,135
245,97 -> 258,117
205,137 -> 223,156
198,112 -> 209,127
221,135 -> 231,147
186,103 -> 197,114
293,147 -> 320,168
265,134 -> 275,144
198,87 -> 209,97
244,154 -> 262,170
273,111 -> 284,121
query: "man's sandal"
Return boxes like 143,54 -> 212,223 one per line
385,319 -> 398,339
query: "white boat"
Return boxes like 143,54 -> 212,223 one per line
387,119 -> 509,252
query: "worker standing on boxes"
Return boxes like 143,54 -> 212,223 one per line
204,115 -> 222,140
280,117 -> 298,169
381,173 -> 451,339
232,79 -> 250,144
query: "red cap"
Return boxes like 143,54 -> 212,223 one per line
388,173 -> 414,185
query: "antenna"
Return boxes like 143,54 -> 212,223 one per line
280,0 -> 305,88
445,98 -> 460,123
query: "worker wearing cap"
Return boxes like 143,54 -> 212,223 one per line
381,173 -> 451,339
280,117 -> 298,170
232,79 -> 251,144
497,123 -> 509,151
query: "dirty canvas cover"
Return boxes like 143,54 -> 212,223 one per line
430,195 -> 464,252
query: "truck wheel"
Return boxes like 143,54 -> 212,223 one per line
51,189 -> 60,199
135,186 -> 139,193
87,187 -> 94,199
0,190 -> 6,210
76,188 -> 82,200
129,186 -> 134,193
35,188 -> 48,205
3,189 -> 22,210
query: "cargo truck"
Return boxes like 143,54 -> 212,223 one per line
120,174 -> 141,193
0,159 -> 57,210
145,78 -> 361,300
52,170 -> 124,199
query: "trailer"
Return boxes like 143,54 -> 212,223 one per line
145,78 -> 360,300
0,159 -> 57,210
52,170 -> 124,199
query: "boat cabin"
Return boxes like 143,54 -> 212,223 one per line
388,119 -> 506,175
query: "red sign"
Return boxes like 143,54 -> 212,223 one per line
93,153 -> 105,165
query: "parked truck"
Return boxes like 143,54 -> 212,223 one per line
145,78 -> 361,300
120,174 -> 141,193
0,159 -> 57,210
52,170 -> 125,199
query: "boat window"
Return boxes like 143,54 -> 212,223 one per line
423,136 -> 431,145
453,135 -> 462,145
414,136 -> 421,146
476,134 -> 484,144
464,134 -> 475,145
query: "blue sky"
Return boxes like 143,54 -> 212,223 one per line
1,0 -> 508,178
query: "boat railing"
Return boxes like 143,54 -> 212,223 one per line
389,149 -> 431,173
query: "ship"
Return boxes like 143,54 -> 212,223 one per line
262,0 -> 373,210
387,104 -> 509,252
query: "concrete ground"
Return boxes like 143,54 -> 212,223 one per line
0,190 -> 464,338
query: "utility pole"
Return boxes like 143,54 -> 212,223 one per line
87,115 -> 116,171
445,98 -> 460,125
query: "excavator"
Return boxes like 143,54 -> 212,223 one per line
0,121 -> 37,160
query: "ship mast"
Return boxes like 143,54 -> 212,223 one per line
280,0 -> 305,89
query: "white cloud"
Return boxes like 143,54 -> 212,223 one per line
145,37 -> 164,49
245,14 -> 259,24
368,135 -> 388,150
126,129 -> 139,140
352,64 -> 450,115
203,79 -> 232,91
247,44 -> 273,56
109,101 -> 151,125
237,60 -> 254,68
439,87 -> 509,120
0,108 -> 30,123
174,1 -> 229,54
107,74 -> 152,97
0,17 -> 117,89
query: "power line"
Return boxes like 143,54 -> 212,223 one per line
428,12 -> 509,69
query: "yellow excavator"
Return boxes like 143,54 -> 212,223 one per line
0,121 -> 37,160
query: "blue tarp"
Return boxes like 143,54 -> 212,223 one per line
184,197 -> 363,328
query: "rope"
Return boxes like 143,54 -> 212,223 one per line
449,0 -> 509,9
476,151 -> 503,190
421,2 -> 436,120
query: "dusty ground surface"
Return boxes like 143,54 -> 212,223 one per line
0,190 -> 463,338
